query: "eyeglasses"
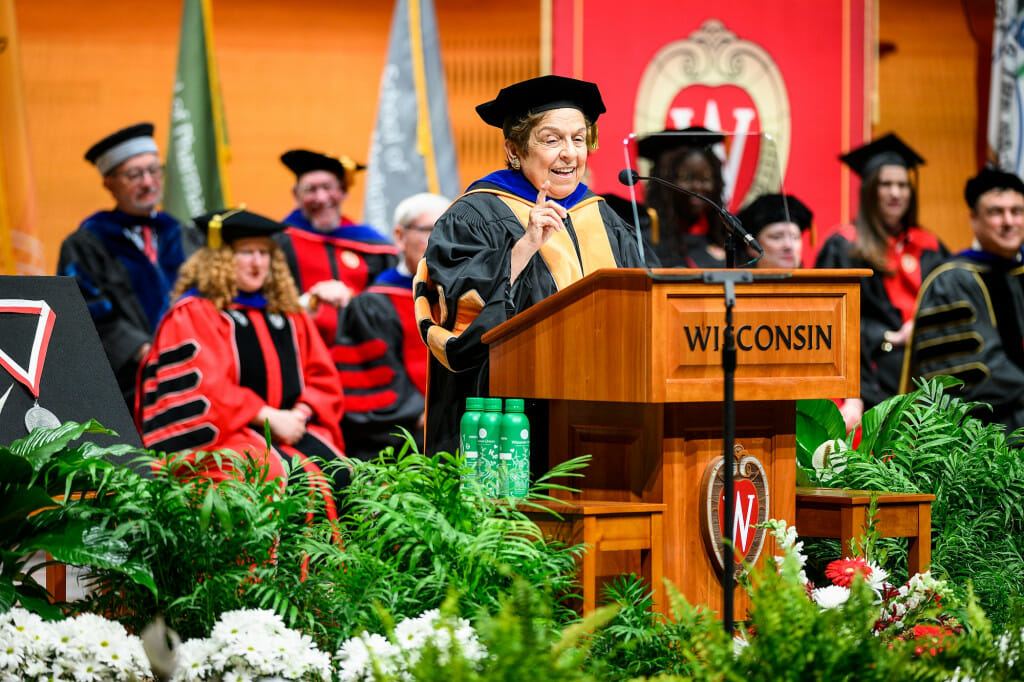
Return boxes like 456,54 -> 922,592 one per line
403,224 -> 434,233
117,164 -> 165,183
297,182 -> 343,197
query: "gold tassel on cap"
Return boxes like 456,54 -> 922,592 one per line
208,213 -> 224,250
339,155 -> 357,188
206,204 -> 247,250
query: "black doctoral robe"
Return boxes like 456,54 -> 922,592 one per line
414,174 -> 650,458
902,250 -> 1024,433
815,224 -> 947,409
335,267 -> 427,461
57,209 -> 185,406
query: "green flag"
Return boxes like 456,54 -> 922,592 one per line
164,0 -> 230,225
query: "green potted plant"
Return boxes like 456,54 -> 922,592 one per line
0,420 -> 155,618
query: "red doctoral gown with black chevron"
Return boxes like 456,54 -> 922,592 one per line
335,267 -> 427,460
275,215 -> 398,347
135,293 -> 347,502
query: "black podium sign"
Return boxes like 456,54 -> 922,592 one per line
0,275 -> 142,450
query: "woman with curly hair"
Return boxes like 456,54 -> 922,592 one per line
135,208 -> 347,511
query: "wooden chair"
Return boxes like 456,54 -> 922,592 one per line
525,499 -> 666,614
794,486 -> 934,575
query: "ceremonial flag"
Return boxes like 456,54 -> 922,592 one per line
164,0 -> 231,224
0,0 -> 43,275
363,0 -> 459,233
988,0 -> 1024,174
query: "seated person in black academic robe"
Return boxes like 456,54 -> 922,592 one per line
736,193 -> 814,269
902,167 -> 1024,433
815,133 -> 948,432
413,75 -> 651,457
638,127 -> 728,268
57,122 -> 186,409
335,192 -> 450,461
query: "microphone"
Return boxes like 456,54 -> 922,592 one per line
618,168 -> 763,257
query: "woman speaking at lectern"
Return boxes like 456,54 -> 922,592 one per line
414,75 -> 651,457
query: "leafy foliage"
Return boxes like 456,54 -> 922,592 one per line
586,575 -> 731,679
798,378 -> 1024,629
15,417 -> 1024,678
300,440 -> 590,643
13,425 -> 585,651
0,421 -> 151,619
73,448 -> 332,640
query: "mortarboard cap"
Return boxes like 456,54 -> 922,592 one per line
194,208 -> 285,249
281,149 -> 365,188
737,193 -> 813,235
84,122 -> 159,176
637,126 -> 725,162
476,75 -> 606,129
839,132 -> 924,179
964,167 -> 1024,208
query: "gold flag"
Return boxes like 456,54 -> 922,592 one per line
0,0 -> 43,275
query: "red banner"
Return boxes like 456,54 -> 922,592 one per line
550,0 -> 869,259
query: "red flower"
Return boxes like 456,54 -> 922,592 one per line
913,624 -> 943,639
825,557 -> 872,587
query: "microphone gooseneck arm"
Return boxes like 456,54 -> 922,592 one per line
618,169 -> 763,257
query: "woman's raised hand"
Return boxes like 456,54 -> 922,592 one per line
524,182 -> 567,248
511,182 -> 567,283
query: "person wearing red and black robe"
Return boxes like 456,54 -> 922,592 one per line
136,209 -> 347,515
334,193 -> 449,460
816,133 -> 948,429
637,127 -> 727,269
275,149 -> 398,348
414,76 -> 651,458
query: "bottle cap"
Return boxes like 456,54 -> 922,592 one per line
466,396 -> 484,410
505,398 -> 525,412
483,397 -> 503,411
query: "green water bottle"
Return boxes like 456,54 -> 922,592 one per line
460,397 -> 484,490
501,398 -> 531,498
477,398 -> 504,497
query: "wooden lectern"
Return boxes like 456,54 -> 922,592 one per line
482,268 -> 864,618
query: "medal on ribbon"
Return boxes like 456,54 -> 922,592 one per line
0,299 -> 61,432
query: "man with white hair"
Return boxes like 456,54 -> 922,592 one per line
334,192 -> 450,460
58,122 -> 186,408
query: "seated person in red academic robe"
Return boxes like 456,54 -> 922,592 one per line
135,208 -> 348,514
275,149 -> 398,347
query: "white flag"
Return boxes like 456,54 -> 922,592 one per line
988,0 -> 1024,173
363,0 -> 459,233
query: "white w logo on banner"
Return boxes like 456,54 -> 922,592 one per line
731,490 -> 758,554
670,100 -> 756,206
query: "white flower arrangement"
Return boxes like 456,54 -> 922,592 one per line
811,584 -> 852,610
766,518 -> 809,585
0,607 -> 151,682
335,609 -> 487,682
171,608 -> 332,682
